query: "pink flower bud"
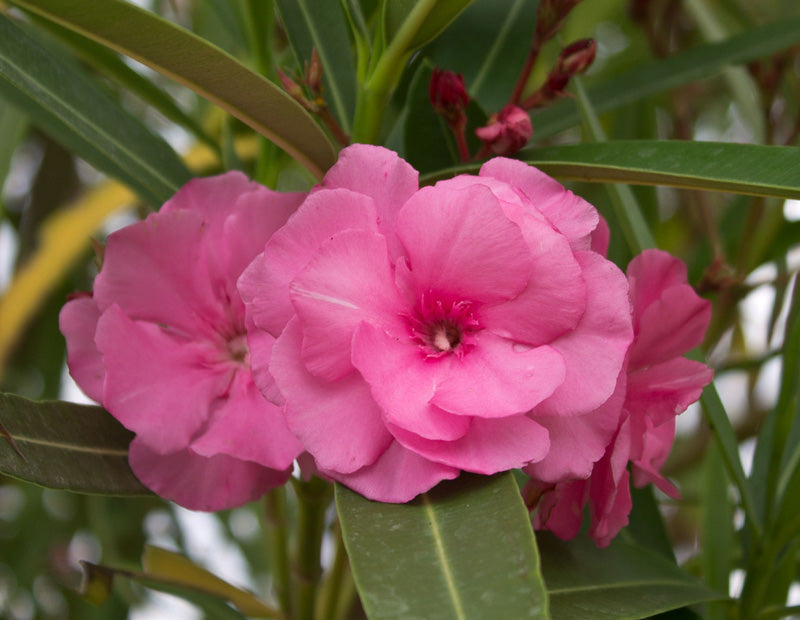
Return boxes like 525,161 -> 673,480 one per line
277,68 -> 305,100
475,104 -> 532,156
306,48 -> 323,95
556,38 -> 596,76
429,68 -> 469,127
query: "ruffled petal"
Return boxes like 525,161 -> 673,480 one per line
526,371 -> 626,483
270,318 -> 392,474
291,230 -> 405,380
395,184 -> 531,304
626,357 -> 713,428
432,332 -> 565,418
129,438 -> 290,511
189,371 -> 302,470
238,188 -> 380,336
94,209 -> 220,338
530,251 -> 632,417
59,295 -> 105,403
319,144 -> 418,259
481,215 -> 586,346
351,322 -> 471,441
479,158 -> 599,249
327,440 -> 459,503
390,415 -> 550,473
96,305 -> 229,453
530,480 -> 586,541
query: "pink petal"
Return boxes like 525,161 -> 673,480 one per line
631,418 -> 680,498
291,230 -> 405,380
626,357 -> 713,428
94,209 -> 220,338
390,415 -> 550,473
129,438 -> 290,511
395,184 -> 532,304
96,305 -> 229,453
479,158 -> 599,249
531,480 -> 586,541
245,317 -> 283,405
526,371 -> 626,483
481,215 -> 586,346
319,144 -> 418,259
588,416 -> 633,547
629,285 -> 711,369
591,215 -> 610,257
59,295 -> 105,403
270,318 -> 392,474
627,249 -> 689,324
238,188 -> 380,337
189,371 -> 302,470
432,332 -> 565,418
352,322 -> 471,441
531,251 -> 632,417
327,440 -> 459,503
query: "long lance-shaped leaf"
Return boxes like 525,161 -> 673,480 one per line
538,532 -> 725,619
336,473 -> 549,620
424,141 -> 800,200
0,12 -> 190,206
531,15 -> 800,140
9,0 -> 337,179
0,392 -> 149,495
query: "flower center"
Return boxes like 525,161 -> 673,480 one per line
409,294 -> 480,357
226,333 -> 249,365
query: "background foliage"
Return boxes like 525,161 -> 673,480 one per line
1,0 -> 800,618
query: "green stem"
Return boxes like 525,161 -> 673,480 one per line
317,523 -> 354,620
292,476 -> 334,620
570,73 -> 656,253
264,486 -> 292,618
351,0 -> 439,143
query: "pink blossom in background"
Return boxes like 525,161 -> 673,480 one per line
59,172 -> 305,511
529,249 -> 713,547
239,144 -> 633,503
475,104 -> 533,156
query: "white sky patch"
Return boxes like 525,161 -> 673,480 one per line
784,199 -> 800,221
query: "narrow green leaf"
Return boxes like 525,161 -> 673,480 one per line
0,392 -> 149,495
276,0 -> 357,133
10,0 -> 337,179
539,532 -> 725,620
337,473 -> 549,620
383,0 -> 480,53
520,141 -> 800,200
531,15 -> 800,140
702,444 -> 734,620
0,99 -> 27,194
0,13 -> 191,206
26,14 -> 219,153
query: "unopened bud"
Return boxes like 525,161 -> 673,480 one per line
429,68 -> 469,127
306,48 -> 323,95
475,104 -> 532,156
536,0 -> 583,42
278,69 -> 305,100
556,38 -> 596,76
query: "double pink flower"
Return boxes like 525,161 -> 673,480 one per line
61,144 -> 711,548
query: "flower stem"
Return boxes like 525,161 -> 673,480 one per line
317,523 -> 355,620
264,487 -> 292,617
570,73 -> 655,253
292,476 -> 333,620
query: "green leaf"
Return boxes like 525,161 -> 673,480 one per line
702,444 -> 734,620
336,472 -> 549,620
26,14 -> 220,154
383,0 -> 480,53
0,392 -> 149,495
276,0 -> 357,133
0,13 -> 191,206
10,0 -> 337,179
531,15 -> 800,140
539,532 -> 725,620
426,0 -> 538,112
519,141 -> 800,200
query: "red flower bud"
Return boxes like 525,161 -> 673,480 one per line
306,48 -> 323,95
475,104 -> 532,156
429,68 -> 469,127
277,68 -> 305,100
556,38 -> 596,76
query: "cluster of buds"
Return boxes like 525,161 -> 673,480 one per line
522,38 -> 596,109
278,49 -> 349,146
475,105 -> 532,156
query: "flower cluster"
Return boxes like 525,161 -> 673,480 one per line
61,144 -> 711,546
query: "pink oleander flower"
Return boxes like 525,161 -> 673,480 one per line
239,144 -> 633,502
59,172 -> 305,511
528,249 -> 713,546
476,104 -> 533,156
